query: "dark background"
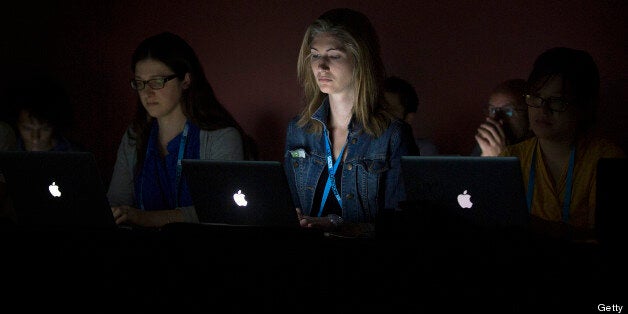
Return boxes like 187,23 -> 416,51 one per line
1,0 -> 626,185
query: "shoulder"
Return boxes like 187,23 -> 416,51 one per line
119,126 -> 137,145
200,126 -> 242,142
579,134 -> 626,158
199,126 -> 244,160
286,115 -> 313,137
502,137 -> 536,157
417,138 -> 439,156
383,118 -> 412,139
287,115 -> 307,130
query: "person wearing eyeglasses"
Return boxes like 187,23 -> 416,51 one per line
472,79 -> 532,156
500,47 -> 625,243
107,32 -> 248,228
284,8 -> 416,238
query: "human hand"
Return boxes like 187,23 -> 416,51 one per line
111,205 -> 140,225
295,207 -> 338,231
475,117 -> 507,156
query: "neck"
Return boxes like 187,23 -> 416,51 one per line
328,94 -> 354,130
538,137 -> 573,161
157,109 -> 187,145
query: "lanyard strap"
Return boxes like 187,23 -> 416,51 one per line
318,127 -> 347,217
139,121 -> 190,210
526,141 -> 576,223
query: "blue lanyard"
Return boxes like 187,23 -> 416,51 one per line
318,127 -> 347,217
526,141 -> 576,223
139,121 -> 190,210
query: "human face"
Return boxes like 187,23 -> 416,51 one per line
133,58 -> 189,120
487,92 -> 528,141
527,75 -> 578,142
17,110 -> 55,151
310,33 -> 355,97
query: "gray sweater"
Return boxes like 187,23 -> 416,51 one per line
107,126 -> 244,223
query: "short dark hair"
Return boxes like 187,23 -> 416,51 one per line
383,76 -> 419,116
491,79 -> 526,107
7,75 -> 73,134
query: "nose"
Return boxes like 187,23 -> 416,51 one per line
539,101 -> 553,115
31,129 -> 41,142
316,58 -> 330,71
139,86 -> 155,95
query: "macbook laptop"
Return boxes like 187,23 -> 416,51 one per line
595,157 -> 627,246
182,160 -> 300,228
400,156 -> 529,230
0,151 -> 116,228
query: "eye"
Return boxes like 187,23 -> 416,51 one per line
310,53 -> 320,59
329,55 -> 341,60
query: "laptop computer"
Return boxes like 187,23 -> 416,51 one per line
595,157 -> 627,246
400,156 -> 529,230
0,151 -> 116,228
182,160 -> 300,228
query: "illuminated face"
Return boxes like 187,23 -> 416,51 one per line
134,58 -> 189,120
17,110 -> 55,151
487,92 -> 529,141
527,75 -> 578,142
310,33 -> 355,97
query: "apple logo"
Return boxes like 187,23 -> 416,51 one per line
233,190 -> 248,207
49,181 -> 62,198
457,190 -> 472,208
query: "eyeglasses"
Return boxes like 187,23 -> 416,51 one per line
130,74 -> 178,91
486,106 -> 526,118
524,94 -> 568,113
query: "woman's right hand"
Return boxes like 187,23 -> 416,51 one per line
295,208 -> 336,230
111,205 -> 141,225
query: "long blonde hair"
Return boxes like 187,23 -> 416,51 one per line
296,8 -> 391,136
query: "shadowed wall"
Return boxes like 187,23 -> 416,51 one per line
1,0 -> 626,184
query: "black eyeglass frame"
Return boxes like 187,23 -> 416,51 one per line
130,74 -> 179,91
524,93 -> 569,113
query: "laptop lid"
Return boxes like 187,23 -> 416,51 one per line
182,159 -> 299,228
0,151 -> 116,228
595,157 -> 627,246
400,156 -> 529,229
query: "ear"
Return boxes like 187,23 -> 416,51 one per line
181,73 -> 192,90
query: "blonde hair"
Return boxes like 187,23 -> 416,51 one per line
296,8 -> 391,136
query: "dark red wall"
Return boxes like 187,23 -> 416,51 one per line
2,0 -> 626,184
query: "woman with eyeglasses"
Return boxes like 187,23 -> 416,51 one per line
472,78 -> 532,156
284,8 -> 416,238
500,47 -> 625,242
107,32 -> 248,228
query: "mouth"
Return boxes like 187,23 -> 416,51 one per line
534,119 -> 553,127
317,76 -> 332,82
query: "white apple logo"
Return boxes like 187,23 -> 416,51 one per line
233,190 -> 247,207
49,181 -> 62,197
457,190 -> 472,208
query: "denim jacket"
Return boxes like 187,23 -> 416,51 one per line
283,99 -> 414,223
